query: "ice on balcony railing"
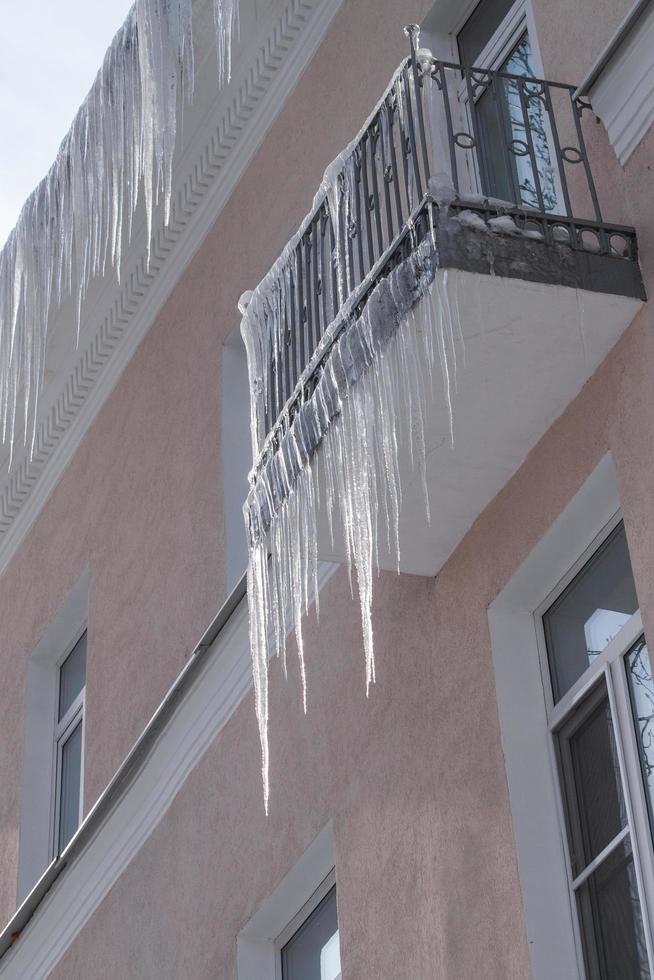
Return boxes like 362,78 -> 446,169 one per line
243,234 -> 468,808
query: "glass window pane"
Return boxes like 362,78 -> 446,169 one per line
58,720 -> 83,853
456,0 -> 516,66
58,632 -> 87,721
544,522 -> 638,701
558,685 -> 626,870
282,886 -> 340,980
576,837 -> 650,980
476,32 -> 557,208
626,637 -> 654,839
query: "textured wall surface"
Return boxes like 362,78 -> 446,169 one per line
2,0 -> 654,977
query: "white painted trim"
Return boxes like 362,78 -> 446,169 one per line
586,0 -> 654,164
275,867 -> 336,954
1,561 -> 338,980
237,824 -> 336,980
0,0 -> 343,578
52,692 -> 85,863
17,574 -> 88,906
487,453 -> 622,980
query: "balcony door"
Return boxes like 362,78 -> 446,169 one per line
455,0 -> 558,211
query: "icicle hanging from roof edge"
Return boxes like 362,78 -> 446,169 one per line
213,0 -> 240,85
0,0 -> 240,467
242,239 -> 464,811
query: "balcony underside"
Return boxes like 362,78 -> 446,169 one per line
318,261 -> 641,576
248,203 -> 644,578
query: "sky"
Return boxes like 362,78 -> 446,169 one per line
0,0 -> 133,247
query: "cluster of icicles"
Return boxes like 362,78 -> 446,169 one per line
240,46 -> 467,809
0,0 -> 239,464
242,237 -> 465,811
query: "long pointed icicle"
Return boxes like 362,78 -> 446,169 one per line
0,0 -> 239,463
242,237 -> 463,811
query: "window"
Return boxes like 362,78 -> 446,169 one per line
456,0 -> 516,66
18,573 -> 88,902
237,824 -> 338,980
541,520 -> 654,977
278,874 -> 341,980
53,630 -> 86,855
454,0 -> 557,210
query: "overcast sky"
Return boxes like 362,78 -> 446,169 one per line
0,0 -> 133,247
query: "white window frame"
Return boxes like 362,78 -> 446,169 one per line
487,453 -> 652,980
535,513 -> 654,975
50,630 -> 87,862
237,823 -> 337,980
274,869 -> 338,980
17,571 -> 88,904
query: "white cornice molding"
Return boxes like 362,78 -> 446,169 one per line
0,560 -> 338,979
0,0 -> 342,577
586,0 -> 654,164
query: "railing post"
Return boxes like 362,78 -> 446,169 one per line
403,24 -> 431,189
403,24 -> 420,65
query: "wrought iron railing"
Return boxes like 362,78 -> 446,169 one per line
246,26 -> 638,473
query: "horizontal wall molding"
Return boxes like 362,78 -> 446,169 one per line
0,0 -> 342,578
0,561 -> 338,979
587,0 -> 654,164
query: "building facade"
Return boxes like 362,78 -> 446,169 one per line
0,0 -> 653,977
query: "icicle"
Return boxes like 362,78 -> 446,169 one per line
213,0 -> 240,86
242,232 -> 468,808
0,0 -> 239,464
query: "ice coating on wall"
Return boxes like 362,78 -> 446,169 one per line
0,0 -> 238,464
242,237 -> 462,810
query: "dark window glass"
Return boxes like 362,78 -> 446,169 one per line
558,684 -> 626,872
58,720 -> 83,853
281,886 -> 340,980
576,838 -> 650,980
626,637 -> 654,841
456,0 -> 516,66
58,632 -> 87,721
557,684 -> 650,978
544,522 -> 638,702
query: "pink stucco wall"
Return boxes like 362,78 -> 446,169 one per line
1,0 -> 654,976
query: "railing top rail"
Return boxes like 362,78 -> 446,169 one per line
427,57 -> 581,94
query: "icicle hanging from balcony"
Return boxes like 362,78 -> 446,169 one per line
0,0 -> 238,464
239,28 -> 467,809
242,230 -> 463,810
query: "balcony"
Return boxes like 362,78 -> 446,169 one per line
240,27 -> 645,579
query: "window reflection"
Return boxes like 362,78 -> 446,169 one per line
626,638 -> 654,839
543,522 -> 638,701
281,886 -> 341,980
502,34 -> 557,211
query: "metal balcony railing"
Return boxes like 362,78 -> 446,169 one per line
247,26 -> 639,474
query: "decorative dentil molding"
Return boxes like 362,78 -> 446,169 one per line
0,0 -> 342,576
